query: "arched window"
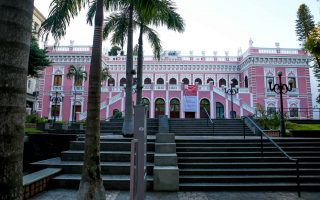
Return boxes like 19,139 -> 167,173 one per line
288,77 -> 297,88
142,98 -> 150,118
195,78 -> 202,85
207,78 -> 214,84
169,78 -> 177,85
200,99 -> 210,118
155,98 -> 165,118
244,76 -> 248,88
144,78 -> 151,84
157,78 -> 164,84
108,78 -> 115,86
231,78 -> 238,87
120,78 -> 126,86
170,98 -> 180,118
219,78 -> 226,87
182,78 -> 189,85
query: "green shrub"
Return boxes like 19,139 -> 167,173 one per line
26,114 -> 48,124
112,111 -> 123,119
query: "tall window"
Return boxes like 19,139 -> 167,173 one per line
200,99 -> 210,118
244,76 -> 248,88
169,78 -> 177,85
51,105 -> 60,117
266,76 -> 274,90
288,77 -> 297,88
289,107 -> 299,118
142,98 -> 150,118
157,78 -> 164,84
54,75 -> 62,86
195,78 -> 202,85
219,78 -> 226,87
182,78 -> 189,85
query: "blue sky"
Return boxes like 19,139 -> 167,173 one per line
34,0 -> 320,56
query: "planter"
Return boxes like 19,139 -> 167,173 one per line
264,130 -> 280,137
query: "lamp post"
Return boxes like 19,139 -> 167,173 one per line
50,91 -> 64,123
224,82 -> 239,119
268,71 -> 293,137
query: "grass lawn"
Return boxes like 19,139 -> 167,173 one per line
25,128 -> 43,133
286,122 -> 320,130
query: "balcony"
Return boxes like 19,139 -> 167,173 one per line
287,88 -> 299,96
198,85 -> 210,91
168,85 -> 180,91
264,88 -> 276,96
154,84 -> 165,90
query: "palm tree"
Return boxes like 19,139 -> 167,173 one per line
66,65 -> 88,122
40,0 -> 107,198
0,0 -> 34,199
40,0 -> 155,198
101,67 -> 112,84
103,0 -> 184,136
135,0 -> 185,105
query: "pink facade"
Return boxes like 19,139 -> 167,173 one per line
37,46 -> 312,121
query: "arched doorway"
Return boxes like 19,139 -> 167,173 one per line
216,102 -> 224,119
142,98 -> 150,118
108,78 -> 115,86
182,78 -> 189,85
195,78 -> 202,85
157,78 -> 164,84
231,78 -> 238,87
155,98 -> 165,118
144,78 -> 151,84
169,78 -> 177,85
200,99 -> 210,118
219,78 -> 226,87
120,78 -> 126,86
207,78 -> 214,85
170,98 -> 180,118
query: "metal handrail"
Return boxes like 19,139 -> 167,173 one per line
203,107 -> 214,135
242,116 -> 300,197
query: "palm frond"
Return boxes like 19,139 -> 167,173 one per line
143,26 -> 162,60
40,0 -> 88,40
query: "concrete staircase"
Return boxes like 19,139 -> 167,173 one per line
169,119 -> 254,136
31,136 -> 155,190
100,118 -> 158,135
176,137 -> 320,191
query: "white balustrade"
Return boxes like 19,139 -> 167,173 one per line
239,88 -> 249,93
109,93 -> 122,105
112,86 -> 123,92
101,86 -> 108,93
144,84 -> 152,90
73,86 -> 84,91
213,87 -> 225,97
168,85 -> 180,91
198,85 -> 210,91
51,86 -> 63,91
154,84 -> 165,90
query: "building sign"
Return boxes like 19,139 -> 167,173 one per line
183,85 -> 197,112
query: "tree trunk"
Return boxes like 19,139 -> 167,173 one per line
77,0 -> 105,199
122,4 -> 134,136
0,1 -> 34,199
136,24 -> 144,105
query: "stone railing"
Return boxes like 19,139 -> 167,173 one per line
168,85 -> 180,91
198,85 -> 210,91
154,84 -> 166,90
109,93 -> 123,105
73,86 -> 84,91
79,101 -> 107,120
51,86 -> 63,91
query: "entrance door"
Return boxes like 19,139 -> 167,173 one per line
200,99 -> 210,118
216,102 -> 224,119
155,98 -> 165,118
142,98 -> 150,118
185,112 -> 195,118
170,98 -> 180,118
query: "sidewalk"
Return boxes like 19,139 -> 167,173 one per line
31,189 -> 320,200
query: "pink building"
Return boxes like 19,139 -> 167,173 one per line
37,45 -> 312,121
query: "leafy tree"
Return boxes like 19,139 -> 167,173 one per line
0,0 -> 34,199
28,35 -> 51,77
108,45 -> 123,56
295,4 -> 315,42
66,65 -> 88,122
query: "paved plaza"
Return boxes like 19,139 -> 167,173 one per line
31,189 -> 320,200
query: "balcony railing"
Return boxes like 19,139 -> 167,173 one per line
73,86 -> 84,92
51,86 -> 63,91
198,85 -> 210,91
239,88 -> 249,93
154,84 -> 165,90
168,85 -> 180,91
144,84 -> 152,90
